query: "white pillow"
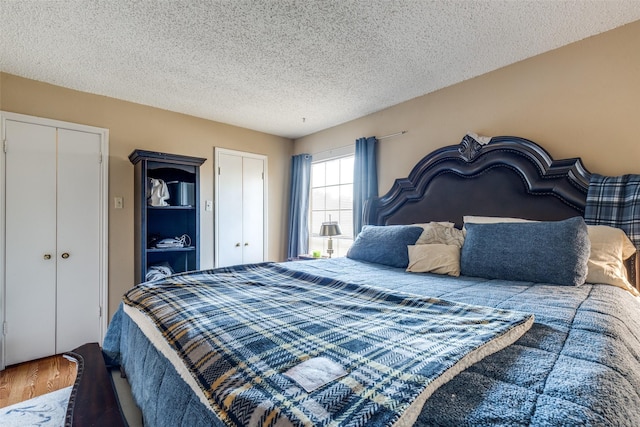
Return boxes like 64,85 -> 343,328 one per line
406,244 -> 460,276
462,215 -> 533,224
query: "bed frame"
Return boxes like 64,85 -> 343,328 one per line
364,134 -> 638,288
92,134 -> 637,426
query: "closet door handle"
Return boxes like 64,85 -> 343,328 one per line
61,252 -> 70,259
235,243 -> 241,247
44,254 -> 52,260
244,243 -> 249,246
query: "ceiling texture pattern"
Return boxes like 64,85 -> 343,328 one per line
2,1 -> 640,139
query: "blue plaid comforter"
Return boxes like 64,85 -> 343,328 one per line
116,262 -> 533,427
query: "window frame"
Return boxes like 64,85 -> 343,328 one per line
308,146 -> 355,258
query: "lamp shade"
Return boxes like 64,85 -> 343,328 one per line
320,222 -> 342,237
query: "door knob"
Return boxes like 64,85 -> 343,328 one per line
61,252 -> 70,259
44,254 -> 52,260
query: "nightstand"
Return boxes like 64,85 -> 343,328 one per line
296,254 -> 327,260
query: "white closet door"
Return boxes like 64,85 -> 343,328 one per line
242,157 -> 264,264
4,120 -> 57,365
217,152 -> 244,267
55,128 -> 102,353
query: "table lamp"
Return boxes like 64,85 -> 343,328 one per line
319,216 -> 342,258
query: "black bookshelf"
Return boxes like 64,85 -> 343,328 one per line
129,150 -> 206,284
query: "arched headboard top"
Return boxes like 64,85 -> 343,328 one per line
364,134 -> 592,228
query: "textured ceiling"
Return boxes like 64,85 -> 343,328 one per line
2,1 -> 640,139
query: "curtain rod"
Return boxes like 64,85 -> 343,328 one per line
377,130 -> 408,140
311,130 -> 409,158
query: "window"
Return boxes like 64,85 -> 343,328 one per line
309,155 -> 354,257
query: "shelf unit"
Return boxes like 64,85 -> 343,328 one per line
129,150 -> 206,284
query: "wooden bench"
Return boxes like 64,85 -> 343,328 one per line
64,343 -> 126,427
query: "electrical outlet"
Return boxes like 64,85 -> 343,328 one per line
114,197 -> 124,209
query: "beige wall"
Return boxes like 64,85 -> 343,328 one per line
0,73 -> 293,319
294,20 -> 640,194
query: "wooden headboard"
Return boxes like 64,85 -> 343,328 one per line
364,134 -> 638,288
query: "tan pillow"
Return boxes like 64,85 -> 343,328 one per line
406,244 -> 460,276
415,222 -> 465,247
412,221 -> 455,229
586,225 -> 638,295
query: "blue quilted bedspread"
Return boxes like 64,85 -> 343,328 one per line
107,262 -> 532,426
104,258 -> 640,426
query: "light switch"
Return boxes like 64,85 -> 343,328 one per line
205,200 -> 213,211
114,197 -> 124,209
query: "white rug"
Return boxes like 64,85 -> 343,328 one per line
0,386 -> 71,427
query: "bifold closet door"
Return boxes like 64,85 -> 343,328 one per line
242,156 -> 264,264
217,152 -> 244,267
5,121 -> 57,365
55,128 -> 101,353
216,150 -> 265,268
4,123 -> 102,365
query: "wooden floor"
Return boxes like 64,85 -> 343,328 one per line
0,354 -> 77,408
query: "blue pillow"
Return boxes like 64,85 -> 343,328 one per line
347,225 -> 423,268
460,216 -> 590,286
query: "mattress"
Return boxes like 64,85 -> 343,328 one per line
103,257 -> 640,426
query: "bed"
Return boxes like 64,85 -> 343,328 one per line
103,134 -> 640,426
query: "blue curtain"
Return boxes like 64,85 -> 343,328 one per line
287,153 -> 312,259
353,136 -> 378,237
